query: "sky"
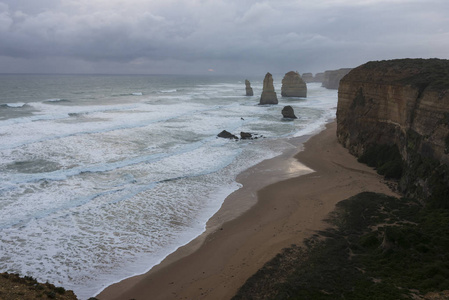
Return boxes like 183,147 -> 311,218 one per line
0,0 -> 448,75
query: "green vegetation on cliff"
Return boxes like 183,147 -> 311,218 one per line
233,192 -> 449,299
363,58 -> 449,91
0,273 -> 78,299
358,144 -> 404,179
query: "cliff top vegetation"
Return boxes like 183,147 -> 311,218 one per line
347,58 -> 449,91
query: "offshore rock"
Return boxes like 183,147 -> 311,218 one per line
245,79 -> 254,96
322,68 -> 352,89
240,132 -> 252,139
301,73 -> 314,83
259,72 -> 278,105
282,105 -> 297,119
314,72 -> 325,82
217,130 -> 238,140
281,71 -> 307,97
336,58 -> 449,202
302,72 -> 324,83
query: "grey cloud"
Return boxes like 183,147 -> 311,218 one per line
0,0 -> 448,74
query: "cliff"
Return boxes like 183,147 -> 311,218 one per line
281,71 -> 307,97
322,68 -> 352,89
337,58 -> 449,205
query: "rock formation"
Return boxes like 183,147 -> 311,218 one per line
301,73 -> 314,83
282,105 -> 297,119
302,72 -> 324,83
259,72 -> 278,105
240,132 -> 252,139
336,58 -> 449,204
314,72 -> 325,82
245,79 -> 253,96
281,71 -> 307,97
217,130 -> 238,139
322,68 -> 352,89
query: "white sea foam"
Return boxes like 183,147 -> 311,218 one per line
2,102 -> 27,108
159,89 -> 177,93
0,76 -> 337,299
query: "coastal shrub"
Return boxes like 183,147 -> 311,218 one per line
233,192 -> 449,299
402,150 -> 449,208
445,134 -> 449,154
358,144 -> 404,179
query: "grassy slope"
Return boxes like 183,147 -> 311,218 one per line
233,192 -> 449,299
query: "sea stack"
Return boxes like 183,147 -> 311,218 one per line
281,71 -> 307,97
282,105 -> 297,119
259,72 -> 278,105
245,79 -> 254,96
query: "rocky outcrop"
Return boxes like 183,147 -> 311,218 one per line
217,130 -> 238,139
302,72 -> 324,83
281,71 -> 307,97
337,58 -> 449,204
301,73 -> 314,83
282,105 -> 297,119
240,132 -> 252,139
314,72 -> 325,82
245,79 -> 253,96
259,72 -> 278,105
322,68 -> 352,89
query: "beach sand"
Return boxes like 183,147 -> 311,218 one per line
97,121 -> 398,300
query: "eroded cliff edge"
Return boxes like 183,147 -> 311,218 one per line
337,58 -> 449,206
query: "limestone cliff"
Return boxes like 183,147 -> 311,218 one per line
337,58 -> 449,205
260,72 -> 278,105
281,71 -> 307,97
322,68 -> 352,89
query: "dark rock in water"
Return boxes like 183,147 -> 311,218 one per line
240,132 -> 252,139
282,106 -> 297,119
245,79 -> 254,96
259,72 -> 278,105
217,130 -> 238,139
281,71 -> 307,97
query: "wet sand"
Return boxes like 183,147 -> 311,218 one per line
97,121 -> 398,300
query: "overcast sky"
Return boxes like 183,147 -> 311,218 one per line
0,0 -> 448,75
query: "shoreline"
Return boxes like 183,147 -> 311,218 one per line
97,121 -> 398,300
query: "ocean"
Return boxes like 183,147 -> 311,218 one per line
0,74 -> 337,299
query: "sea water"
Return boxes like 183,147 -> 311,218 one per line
0,74 -> 337,299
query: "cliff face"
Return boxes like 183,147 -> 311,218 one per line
337,58 -> 449,204
322,68 -> 352,89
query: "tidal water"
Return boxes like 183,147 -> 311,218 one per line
0,74 -> 337,299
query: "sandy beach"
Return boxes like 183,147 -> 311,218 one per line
97,121 -> 398,300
